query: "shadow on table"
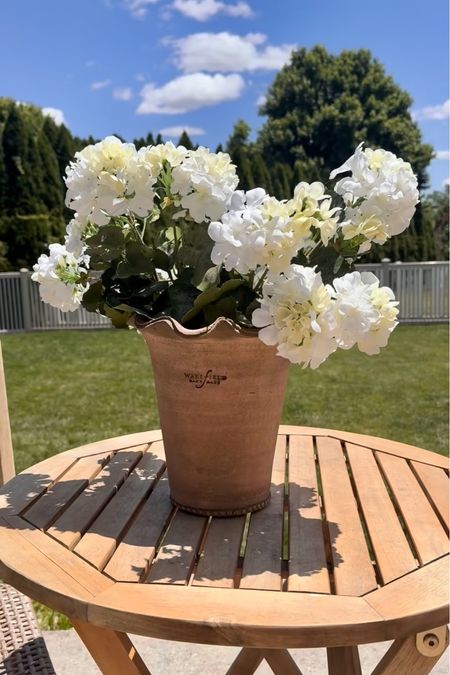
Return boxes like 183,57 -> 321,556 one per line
0,450 -> 343,588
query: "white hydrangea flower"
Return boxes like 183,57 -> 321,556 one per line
138,141 -> 188,171
171,147 -> 239,223
332,271 -> 399,354
31,244 -> 89,312
65,136 -> 156,225
64,215 -> 89,257
330,144 -> 419,250
209,182 -> 340,276
252,265 -> 337,368
287,181 -> 341,246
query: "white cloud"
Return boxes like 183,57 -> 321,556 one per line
42,107 -> 66,126
172,32 -> 294,73
85,60 -> 96,67
123,0 -> 160,19
135,73 -> 146,82
159,125 -> 206,137
172,0 -> 253,21
113,87 -> 133,101
137,72 -> 245,114
256,94 -> 266,106
435,150 -> 450,160
413,99 -> 449,121
90,80 -> 111,91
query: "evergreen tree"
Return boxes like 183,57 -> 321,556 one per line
178,130 -> 194,150
155,133 -> 163,145
258,46 -> 433,191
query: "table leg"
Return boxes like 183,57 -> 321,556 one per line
226,648 -> 265,675
371,627 -> 449,675
72,620 -> 152,675
263,649 -> 303,674
327,646 -> 362,675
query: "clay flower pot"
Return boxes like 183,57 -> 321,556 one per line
135,316 -> 290,516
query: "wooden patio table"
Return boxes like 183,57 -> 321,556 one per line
0,425 -> 448,675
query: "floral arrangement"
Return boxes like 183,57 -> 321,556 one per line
32,136 -> 419,368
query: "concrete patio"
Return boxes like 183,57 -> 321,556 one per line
44,629 -> 449,674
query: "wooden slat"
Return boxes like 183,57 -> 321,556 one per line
47,448 -> 145,549
146,510 -> 207,585
75,444 -> 165,570
0,451 -> 78,517
239,435 -> 286,591
376,452 -> 449,564
24,451 -> 113,530
6,515 -> 111,596
0,517 -> 96,620
0,341 -> 15,485
365,556 -> 449,631
70,430 -> 163,459
193,516 -> 245,588
410,461 -> 449,531
282,427 -> 449,469
346,443 -> 418,584
316,436 -> 377,596
287,435 -> 330,593
104,471 -> 173,582
89,583 -> 386,648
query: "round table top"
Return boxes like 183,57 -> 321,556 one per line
0,426 -> 448,649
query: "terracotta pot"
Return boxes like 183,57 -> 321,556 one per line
135,315 -> 289,516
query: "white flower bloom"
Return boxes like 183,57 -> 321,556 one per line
138,141 -> 188,171
332,271 -> 399,355
65,136 -> 156,225
252,265 -> 337,368
31,244 -> 89,312
331,144 -> 419,248
171,147 -> 239,223
64,215 -> 89,257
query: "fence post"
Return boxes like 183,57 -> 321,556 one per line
19,269 -> 32,331
381,258 -> 390,286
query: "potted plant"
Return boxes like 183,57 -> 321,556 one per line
32,137 -> 419,515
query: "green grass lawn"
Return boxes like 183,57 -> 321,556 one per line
1,323 -> 448,628
2,324 -> 448,475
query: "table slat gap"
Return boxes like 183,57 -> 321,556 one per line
100,455 -> 167,558
104,472 -> 176,583
341,442 -> 383,589
316,436 -> 378,596
374,451 -> 448,565
313,436 -> 337,596
188,516 -> 212,586
146,510 -> 208,585
16,456 -> 81,518
23,452 -> 114,532
372,450 -> 421,566
47,449 -> 145,550
193,514 -> 246,589
360,551 -> 450,597
239,435 -> 286,591
286,435 -> 331,594
408,461 -> 449,535
74,448 -> 167,571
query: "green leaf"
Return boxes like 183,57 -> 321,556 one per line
181,278 -> 244,324
118,240 -> 155,277
167,278 -> 200,323
203,296 -> 238,324
103,305 -> 132,328
81,280 -> 104,313
85,225 -> 125,263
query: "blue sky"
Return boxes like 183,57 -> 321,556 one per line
1,0 -> 448,190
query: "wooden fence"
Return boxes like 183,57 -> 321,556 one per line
0,262 -> 448,332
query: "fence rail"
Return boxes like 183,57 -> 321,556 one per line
0,262 -> 448,332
